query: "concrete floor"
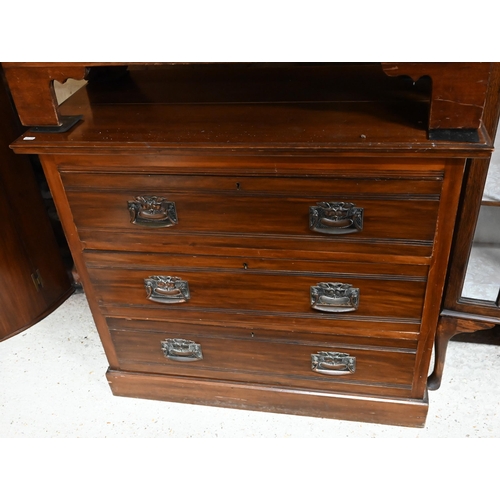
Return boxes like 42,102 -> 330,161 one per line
1,291 -> 499,437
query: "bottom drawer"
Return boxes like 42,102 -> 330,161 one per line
108,319 -> 417,397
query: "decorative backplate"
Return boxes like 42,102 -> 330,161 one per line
311,351 -> 356,375
144,276 -> 190,304
128,195 -> 178,227
310,282 -> 359,313
309,202 -> 363,234
161,338 -> 203,362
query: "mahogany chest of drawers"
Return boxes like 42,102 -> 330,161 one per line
7,63 -> 496,427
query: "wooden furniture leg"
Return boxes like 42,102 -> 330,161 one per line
428,315 -> 497,390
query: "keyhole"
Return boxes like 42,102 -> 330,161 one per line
251,332 -> 255,338
243,263 -> 248,270
236,182 -> 241,190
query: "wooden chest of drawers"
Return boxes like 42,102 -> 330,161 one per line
8,63 -> 496,427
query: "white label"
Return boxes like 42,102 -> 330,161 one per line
23,136 -> 36,141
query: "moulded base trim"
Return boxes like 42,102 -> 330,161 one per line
106,368 -> 428,428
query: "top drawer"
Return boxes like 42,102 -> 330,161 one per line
61,169 -> 443,258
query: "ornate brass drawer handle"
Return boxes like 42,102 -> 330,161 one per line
144,276 -> 190,304
310,282 -> 359,313
128,195 -> 178,227
309,202 -> 363,234
311,351 -> 356,375
161,339 -> 203,362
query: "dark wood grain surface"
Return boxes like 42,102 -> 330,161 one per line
426,64 -> 500,390
382,63 -> 492,132
84,253 -> 427,321
63,179 -> 441,245
106,369 -> 429,427
0,69 -> 72,341
9,64 -> 493,156
7,62 -> 488,426
109,327 -> 417,396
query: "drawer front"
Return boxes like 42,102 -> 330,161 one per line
108,319 -> 417,396
62,172 -> 442,252
85,252 -> 427,323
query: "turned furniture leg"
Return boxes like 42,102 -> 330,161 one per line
428,315 -> 497,390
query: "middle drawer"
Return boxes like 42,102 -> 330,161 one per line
84,251 -> 428,328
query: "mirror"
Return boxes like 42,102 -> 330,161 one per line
462,133 -> 500,303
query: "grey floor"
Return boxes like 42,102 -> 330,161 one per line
1,292 -> 499,438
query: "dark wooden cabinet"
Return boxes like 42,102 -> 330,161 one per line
428,65 -> 500,389
0,68 -> 73,342
3,62 -> 498,426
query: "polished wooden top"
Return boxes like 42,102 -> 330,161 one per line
10,63 -> 493,157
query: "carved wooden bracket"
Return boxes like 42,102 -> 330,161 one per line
382,62 -> 492,141
2,64 -> 90,127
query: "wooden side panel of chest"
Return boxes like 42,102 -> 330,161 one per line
36,152 -> 465,426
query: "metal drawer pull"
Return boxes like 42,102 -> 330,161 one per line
311,351 -> 356,375
128,195 -> 178,227
144,276 -> 190,304
310,282 -> 359,313
161,339 -> 203,362
309,202 -> 363,234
